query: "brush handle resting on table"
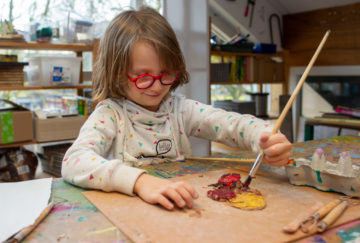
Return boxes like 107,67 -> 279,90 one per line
282,201 -> 324,234
186,157 -> 254,163
301,198 -> 343,234
317,201 -> 348,232
314,198 -> 342,220
8,202 -> 54,243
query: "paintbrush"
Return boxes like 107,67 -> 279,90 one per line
243,30 -> 331,188
6,201 -> 54,243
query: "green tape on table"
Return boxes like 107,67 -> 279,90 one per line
1,112 -> 14,144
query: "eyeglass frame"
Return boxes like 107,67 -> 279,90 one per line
127,71 -> 180,89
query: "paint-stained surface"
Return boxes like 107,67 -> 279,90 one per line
23,179 -> 127,242
22,160 -> 247,242
83,169 -> 360,243
298,220 -> 360,243
22,135 -> 360,242
290,135 -> 360,164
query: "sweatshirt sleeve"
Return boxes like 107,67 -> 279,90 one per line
181,99 -> 273,153
61,103 -> 146,196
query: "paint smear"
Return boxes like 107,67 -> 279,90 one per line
88,226 -> 117,235
78,216 -> 89,222
315,170 -> 322,184
337,225 -> 360,242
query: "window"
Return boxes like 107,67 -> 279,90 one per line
0,0 -> 163,111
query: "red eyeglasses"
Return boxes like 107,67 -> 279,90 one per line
128,71 -> 180,89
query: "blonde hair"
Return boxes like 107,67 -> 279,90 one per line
92,7 -> 189,104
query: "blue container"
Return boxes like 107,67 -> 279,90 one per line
253,43 -> 277,54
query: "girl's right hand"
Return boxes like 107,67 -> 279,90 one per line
133,173 -> 199,210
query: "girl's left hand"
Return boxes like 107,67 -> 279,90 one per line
259,132 -> 292,167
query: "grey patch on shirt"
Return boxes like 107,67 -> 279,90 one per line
156,139 -> 172,155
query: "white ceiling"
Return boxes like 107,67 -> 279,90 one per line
268,0 -> 360,15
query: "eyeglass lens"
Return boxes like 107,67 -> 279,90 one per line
136,72 -> 178,88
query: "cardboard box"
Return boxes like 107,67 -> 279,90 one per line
34,114 -> 85,142
0,100 -> 33,145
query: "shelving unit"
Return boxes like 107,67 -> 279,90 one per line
209,50 -> 290,154
0,41 -> 93,51
209,50 -> 288,155
0,41 -> 97,149
209,50 -> 289,105
0,41 -> 95,91
0,84 -> 91,91
210,50 -> 287,87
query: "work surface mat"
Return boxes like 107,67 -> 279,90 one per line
83,169 -> 360,243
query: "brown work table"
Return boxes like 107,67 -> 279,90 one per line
23,135 -> 360,242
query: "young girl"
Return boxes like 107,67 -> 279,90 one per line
62,7 -> 292,210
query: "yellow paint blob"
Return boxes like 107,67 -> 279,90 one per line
229,192 -> 266,210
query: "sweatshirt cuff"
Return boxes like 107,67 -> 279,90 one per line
110,165 -> 147,196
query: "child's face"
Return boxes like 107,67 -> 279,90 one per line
126,40 -> 172,112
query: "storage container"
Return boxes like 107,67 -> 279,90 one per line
0,99 -> 33,145
27,56 -> 81,86
211,63 -> 231,82
33,114 -> 85,142
213,100 -> 256,115
38,143 -> 71,177
213,42 -> 254,53
247,92 -> 269,117
253,43 -> 277,54
0,62 -> 27,86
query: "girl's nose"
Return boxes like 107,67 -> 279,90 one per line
150,78 -> 163,90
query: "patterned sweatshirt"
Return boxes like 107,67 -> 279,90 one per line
62,94 -> 273,196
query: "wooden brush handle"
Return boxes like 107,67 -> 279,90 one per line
282,201 -> 324,233
317,201 -> 348,232
315,198 -> 342,219
186,157 -> 254,163
271,30 -> 330,134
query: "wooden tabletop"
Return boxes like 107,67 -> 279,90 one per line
22,136 -> 360,242
305,117 -> 360,130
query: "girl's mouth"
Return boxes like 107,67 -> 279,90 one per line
145,93 -> 161,97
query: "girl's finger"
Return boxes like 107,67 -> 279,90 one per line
263,142 -> 292,157
164,187 -> 186,208
156,194 -> 174,210
175,186 -> 194,208
260,132 -> 271,143
260,133 -> 288,149
179,181 -> 199,199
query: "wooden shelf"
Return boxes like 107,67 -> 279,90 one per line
0,41 -> 93,51
210,50 -> 284,58
210,81 -> 284,85
209,50 -> 286,86
0,139 -> 75,149
0,42 -> 95,148
0,85 -> 92,91
0,141 -> 36,149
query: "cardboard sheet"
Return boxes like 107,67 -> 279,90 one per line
83,169 -> 360,243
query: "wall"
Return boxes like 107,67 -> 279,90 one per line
284,3 -> 360,141
283,2 -> 360,66
290,66 -> 360,141
164,0 -> 210,156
